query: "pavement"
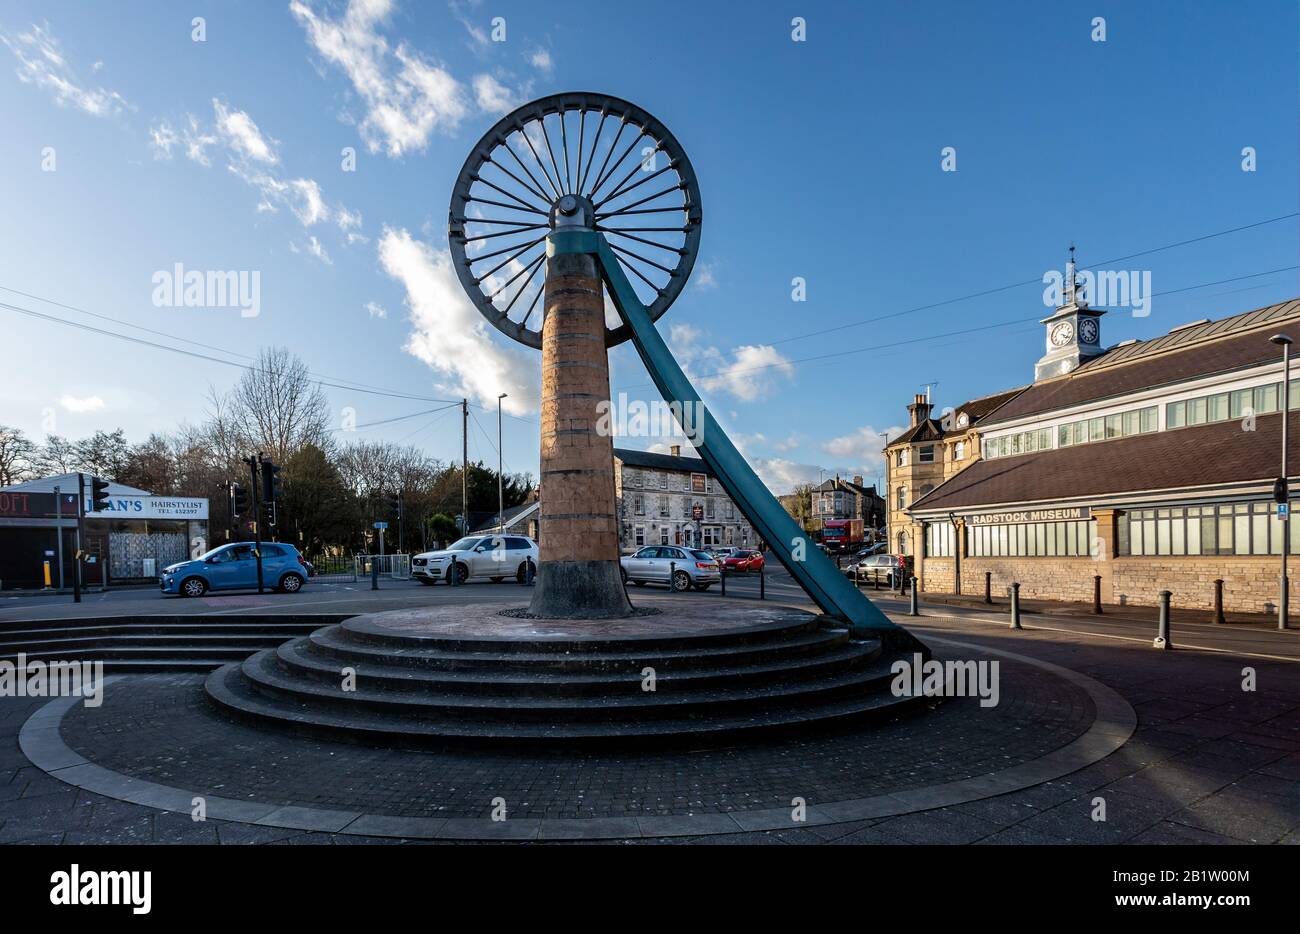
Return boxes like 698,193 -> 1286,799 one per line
0,573 -> 1295,845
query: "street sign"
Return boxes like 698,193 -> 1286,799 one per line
374,521 -> 388,529
1279,504 -> 1289,518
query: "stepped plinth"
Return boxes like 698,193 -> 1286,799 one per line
205,598 -> 932,744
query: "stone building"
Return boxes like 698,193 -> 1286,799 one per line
614,446 -> 754,551
883,386 -> 1024,557
811,475 -> 886,536
903,291 -> 1300,614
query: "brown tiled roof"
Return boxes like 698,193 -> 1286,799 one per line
909,410 -> 1300,512
986,300 -> 1300,424
889,419 -> 944,445
956,386 -> 1028,424
615,447 -> 707,474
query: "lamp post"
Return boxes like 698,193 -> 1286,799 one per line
497,392 -> 508,532
1270,333 -> 1292,630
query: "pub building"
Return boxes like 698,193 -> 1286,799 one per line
0,474 -> 209,591
891,280 -> 1299,614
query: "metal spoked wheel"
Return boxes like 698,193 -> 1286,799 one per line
449,92 -> 703,348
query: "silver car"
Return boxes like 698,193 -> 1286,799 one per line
844,553 -> 903,586
620,545 -> 720,592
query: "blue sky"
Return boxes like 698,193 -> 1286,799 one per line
1,0 -> 1296,493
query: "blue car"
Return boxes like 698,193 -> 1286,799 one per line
160,542 -> 309,597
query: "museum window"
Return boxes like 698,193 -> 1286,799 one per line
965,519 -> 1097,557
953,440 -> 965,461
925,521 -> 955,557
895,449 -> 908,467
896,486 -> 906,510
1118,501 -> 1300,556
918,445 -> 935,463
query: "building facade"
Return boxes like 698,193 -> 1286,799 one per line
0,474 -> 209,590
811,475 -> 886,536
884,386 -> 1024,558
904,293 -> 1299,614
614,446 -> 754,551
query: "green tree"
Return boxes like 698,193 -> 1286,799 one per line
280,443 -> 362,556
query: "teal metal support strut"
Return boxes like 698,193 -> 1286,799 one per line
547,228 -> 900,634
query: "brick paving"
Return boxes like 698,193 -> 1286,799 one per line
0,605 -> 1295,844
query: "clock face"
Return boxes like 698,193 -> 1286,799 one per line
1079,318 -> 1098,344
1050,321 -> 1075,347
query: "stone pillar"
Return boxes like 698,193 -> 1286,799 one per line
1091,508 -> 1118,604
528,251 -> 633,618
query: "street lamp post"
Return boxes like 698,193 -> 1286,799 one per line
497,392 -> 508,532
1270,334 -> 1292,630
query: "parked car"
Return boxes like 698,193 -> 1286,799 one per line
411,535 -> 538,584
620,545 -> 720,591
722,549 -> 765,573
844,553 -> 904,587
160,542 -> 308,597
708,546 -> 738,560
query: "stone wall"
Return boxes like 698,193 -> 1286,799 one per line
919,552 -> 1300,613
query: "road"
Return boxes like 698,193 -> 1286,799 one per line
1,564 -> 1294,661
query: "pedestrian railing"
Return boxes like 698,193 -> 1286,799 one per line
354,554 -> 411,580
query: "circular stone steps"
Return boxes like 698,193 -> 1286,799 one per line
205,601 -> 933,743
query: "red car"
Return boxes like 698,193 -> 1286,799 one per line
723,550 -> 765,573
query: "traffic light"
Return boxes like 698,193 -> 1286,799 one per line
261,459 -> 283,503
230,482 -> 250,518
1274,477 -> 1289,504
90,476 -> 111,513
388,494 -> 403,518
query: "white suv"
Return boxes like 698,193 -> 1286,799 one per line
411,535 -> 538,585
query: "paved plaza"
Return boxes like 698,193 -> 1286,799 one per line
1,586 -> 1294,845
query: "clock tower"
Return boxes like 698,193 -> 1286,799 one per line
1036,245 -> 1106,381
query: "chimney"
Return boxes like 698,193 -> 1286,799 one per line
670,444 -> 681,457
852,475 -> 864,487
907,392 -> 932,427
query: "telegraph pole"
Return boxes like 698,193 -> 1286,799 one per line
1272,333 -> 1292,629
73,473 -> 84,603
462,398 -> 469,535
498,392 -> 508,530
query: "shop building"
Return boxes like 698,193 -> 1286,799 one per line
903,292 -> 1299,614
614,446 -> 754,551
0,474 -> 209,590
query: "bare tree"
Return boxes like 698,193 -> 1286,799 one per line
32,435 -> 79,476
222,348 -> 329,463
0,426 -> 35,485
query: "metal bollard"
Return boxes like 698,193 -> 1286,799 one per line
449,560 -> 458,586
370,557 -> 379,591
720,566 -> 726,597
759,562 -> 766,600
909,576 -> 918,616
1213,578 -> 1224,624
669,560 -> 677,592
523,558 -> 535,587
1154,590 -> 1172,649
984,571 -> 992,604
1093,575 -> 1103,614
1009,582 -> 1022,630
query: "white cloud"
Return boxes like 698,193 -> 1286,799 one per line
378,226 -> 537,414
821,423 -> 908,477
472,73 -> 515,114
213,98 -> 279,164
290,0 -> 469,157
748,456 -> 824,496
693,262 -> 718,291
149,114 -> 219,165
365,300 -> 387,319
670,323 -> 795,400
59,394 -> 105,413
230,164 -> 331,226
528,48 -> 553,72
290,235 -> 332,264
1,23 -> 130,117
